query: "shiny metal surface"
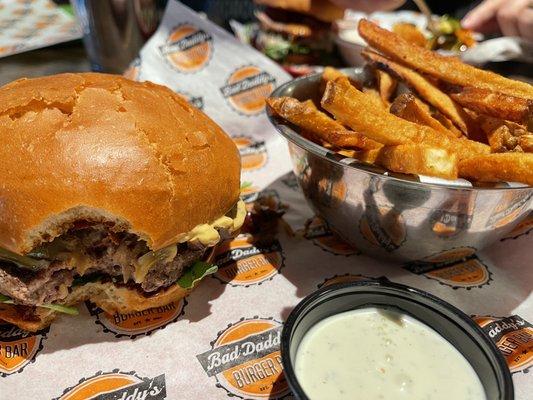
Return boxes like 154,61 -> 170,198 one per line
268,69 -> 533,263
71,0 -> 165,73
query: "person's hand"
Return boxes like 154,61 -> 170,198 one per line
462,0 -> 533,41
329,0 -> 406,13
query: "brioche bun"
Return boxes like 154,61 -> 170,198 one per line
0,73 -> 241,255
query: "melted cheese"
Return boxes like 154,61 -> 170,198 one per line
175,199 -> 246,247
9,200 -> 247,284
132,199 -> 246,282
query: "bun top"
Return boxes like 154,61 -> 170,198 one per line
254,0 -> 344,23
0,73 -> 241,253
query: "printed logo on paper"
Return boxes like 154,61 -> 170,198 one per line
474,315 -> 532,374
0,324 -> 49,377
220,66 -> 275,115
404,247 -> 492,289
123,57 -> 141,81
233,136 -> 268,171
486,191 -> 531,229
177,91 -> 204,110
55,370 -> 167,400
298,216 -> 358,256
501,212 -> 533,241
87,300 -> 186,339
212,234 -> 284,287
160,24 -> 212,72
196,317 -> 289,399
360,205 -> 406,252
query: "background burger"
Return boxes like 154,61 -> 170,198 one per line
0,73 -> 245,331
253,0 -> 344,66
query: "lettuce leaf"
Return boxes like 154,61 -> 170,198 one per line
39,303 -> 79,315
0,293 -> 78,314
241,181 -> 253,190
177,261 -> 218,289
0,294 -> 14,304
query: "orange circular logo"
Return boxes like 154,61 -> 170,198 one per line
0,324 -> 48,376
424,258 -> 490,288
213,234 -> 283,286
360,206 -> 406,251
196,318 -> 289,399
88,300 -> 185,338
233,136 -> 268,171
221,66 -> 275,115
300,216 -> 357,256
474,315 -> 533,374
405,248 -> 491,289
57,371 -> 167,400
423,247 -> 477,264
161,24 -> 212,72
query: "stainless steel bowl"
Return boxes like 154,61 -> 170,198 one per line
267,68 -> 532,263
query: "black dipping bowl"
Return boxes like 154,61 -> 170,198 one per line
281,280 -> 513,400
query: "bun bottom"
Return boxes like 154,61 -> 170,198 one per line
0,249 -> 216,332
0,280 -> 194,332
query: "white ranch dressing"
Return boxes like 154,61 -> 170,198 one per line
295,308 -> 486,400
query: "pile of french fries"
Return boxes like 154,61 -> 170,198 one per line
267,19 -> 533,186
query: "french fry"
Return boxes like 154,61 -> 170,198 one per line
322,66 -> 347,83
363,49 -> 469,136
431,111 -> 463,137
519,135 -> 533,152
458,153 -> 533,185
477,115 -> 529,152
320,77 -> 489,160
322,66 -> 385,108
448,86 -> 533,125
362,86 -> 388,108
355,144 -> 458,180
376,70 -> 397,103
358,19 -> 533,99
266,96 -> 382,150
390,93 -> 456,138
392,23 -> 427,48
321,67 -> 362,92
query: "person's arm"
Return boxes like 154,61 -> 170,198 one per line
329,0 -> 406,13
462,0 -> 533,41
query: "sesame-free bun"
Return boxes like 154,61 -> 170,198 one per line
254,0 -> 344,22
0,73 -> 241,254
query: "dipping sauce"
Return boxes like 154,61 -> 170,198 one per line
295,308 -> 486,400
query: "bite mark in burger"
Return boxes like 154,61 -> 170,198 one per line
0,73 -> 245,331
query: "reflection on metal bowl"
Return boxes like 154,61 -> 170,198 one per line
267,68 -> 532,263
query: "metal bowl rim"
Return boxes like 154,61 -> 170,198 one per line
268,70 -> 532,192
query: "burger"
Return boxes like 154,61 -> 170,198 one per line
0,73 -> 245,331
253,0 -> 344,66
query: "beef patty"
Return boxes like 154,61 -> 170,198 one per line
0,223 -> 210,306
